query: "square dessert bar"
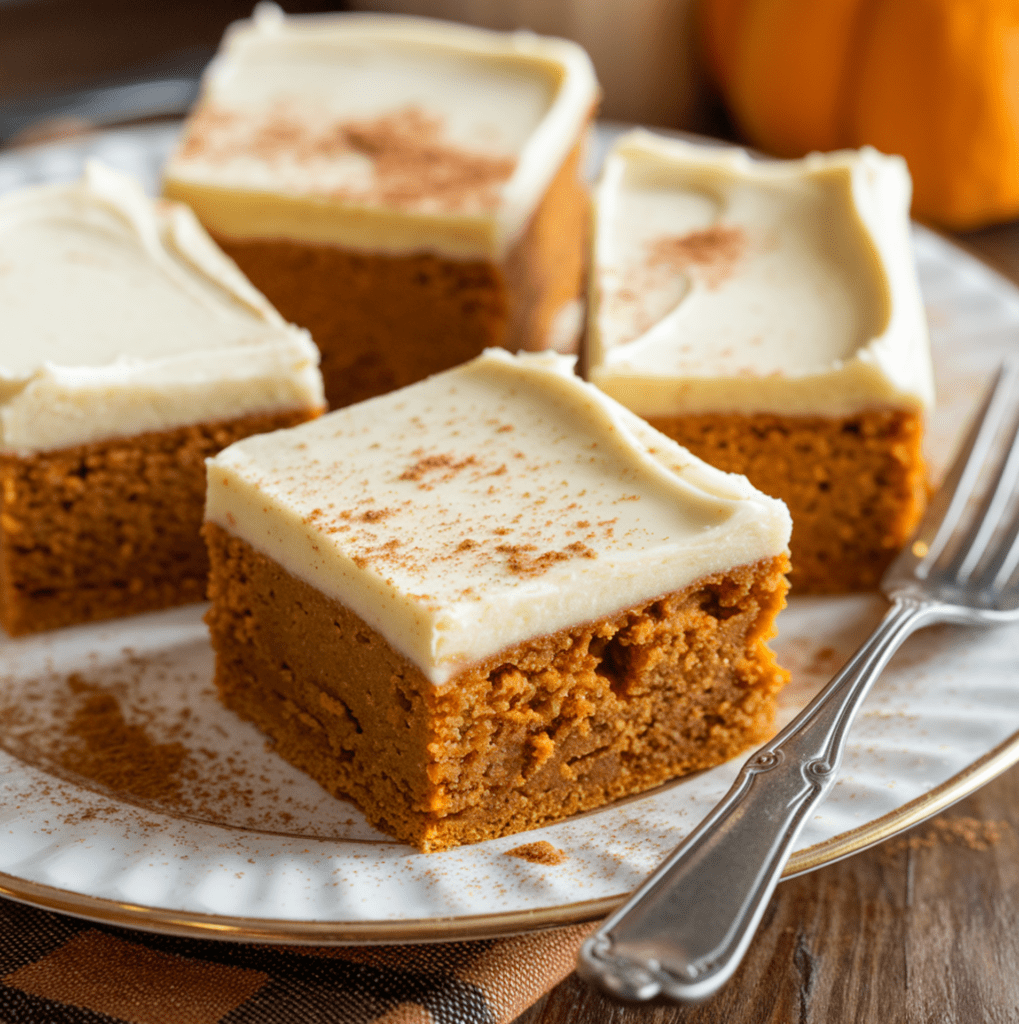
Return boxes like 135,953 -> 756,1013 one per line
0,162 -> 324,635
163,6 -> 599,409
204,349 -> 791,851
587,132 -> 936,593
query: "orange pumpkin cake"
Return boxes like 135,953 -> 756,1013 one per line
587,131 -> 936,593
164,7 -> 599,409
0,162 -> 324,636
203,348 -> 792,851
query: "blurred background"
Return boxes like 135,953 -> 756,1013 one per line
353,0 -> 719,130
1,0 -> 339,145
4,0 -> 1019,253
0,0 -> 729,146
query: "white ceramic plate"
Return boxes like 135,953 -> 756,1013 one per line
0,125 -> 1017,943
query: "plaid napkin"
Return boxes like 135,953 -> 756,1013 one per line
0,896 -> 595,1023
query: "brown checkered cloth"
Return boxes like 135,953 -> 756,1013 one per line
0,896 -> 595,1023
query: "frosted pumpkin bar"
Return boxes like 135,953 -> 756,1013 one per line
0,162 -> 324,636
203,348 -> 792,851
164,5 -> 599,409
587,131 -> 936,592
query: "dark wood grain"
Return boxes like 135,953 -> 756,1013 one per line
515,759 -> 1019,1024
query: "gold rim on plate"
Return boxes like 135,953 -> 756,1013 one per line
1,724 -> 1017,945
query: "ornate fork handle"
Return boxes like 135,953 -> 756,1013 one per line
578,594 -> 940,1004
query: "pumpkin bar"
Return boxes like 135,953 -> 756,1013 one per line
0,162 -> 324,636
163,6 -> 599,409
203,349 -> 792,851
587,131 -> 936,592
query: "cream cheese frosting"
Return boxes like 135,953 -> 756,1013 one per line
206,348 -> 791,685
163,4 -> 599,260
587,131 -> 935,417
0,161 -> 324,456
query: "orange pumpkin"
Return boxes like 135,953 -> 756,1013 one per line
701,0 -> 1019,230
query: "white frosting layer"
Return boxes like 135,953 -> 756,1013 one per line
206,348 -> 791,685
588,132 -> 935,417
0,162 -> 324,456
163,5 -> 598,259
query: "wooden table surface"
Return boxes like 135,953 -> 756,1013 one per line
519,768 -> 1019,1023
515,223 -> 1019,1024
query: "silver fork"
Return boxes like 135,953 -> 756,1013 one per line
578,362 -> 1019,1004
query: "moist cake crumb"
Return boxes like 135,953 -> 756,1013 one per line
505,841 -> 567,865
202,350 -> 792,850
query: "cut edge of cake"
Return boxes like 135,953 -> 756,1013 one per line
0,161 -> 325,635
202,349 -> 792,850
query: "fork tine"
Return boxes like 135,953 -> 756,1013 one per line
944,388 -> 1019,583
915,361 -> 1019,577
986,503 -> 1019,596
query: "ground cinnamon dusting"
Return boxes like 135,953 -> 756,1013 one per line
497,541 -> 597,577
0,660 -> 359,836
335,107 -> 515,210
360,508 -> 393,523
648,226 -> 746,289
59,674 -> 186,802
882,816 -> 1007,859
181,103 -> 515,213
399,452 -> 479,484
505,840 -> 567,865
